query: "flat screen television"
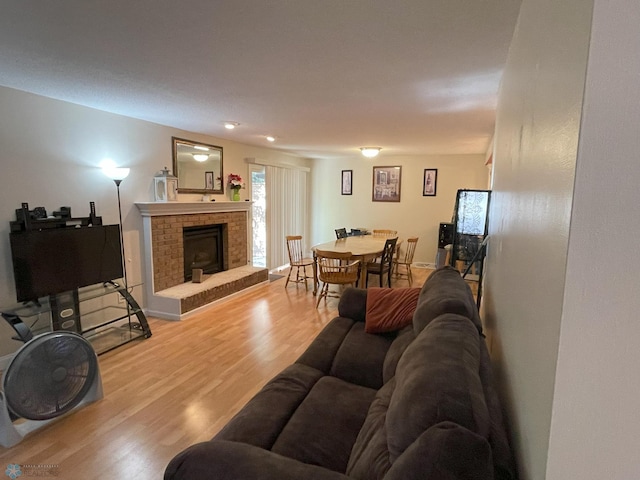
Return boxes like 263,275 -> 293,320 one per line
10,225 -> 123,302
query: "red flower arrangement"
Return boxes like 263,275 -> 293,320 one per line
228,173 -> 243,190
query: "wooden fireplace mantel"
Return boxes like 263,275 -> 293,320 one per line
135,201 -> 253,217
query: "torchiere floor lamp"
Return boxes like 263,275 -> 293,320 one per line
102,166 -> 130,295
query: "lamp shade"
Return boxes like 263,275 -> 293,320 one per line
103,167 -> 130,181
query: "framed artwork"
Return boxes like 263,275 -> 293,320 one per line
372,166 -> 401,202
341,170 -> 352,195
423,169 -> 437,196
205,171 -> 214,190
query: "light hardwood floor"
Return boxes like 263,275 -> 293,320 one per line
0,267 -> 436,479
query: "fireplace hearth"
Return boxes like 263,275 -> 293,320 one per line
136,202 -> 268,320
183,224 -> 225,281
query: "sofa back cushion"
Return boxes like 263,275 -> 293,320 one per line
478,340 -> 518,479
386,313 -> 490,463
346,379 -> 395,479
330,322 -> 395,390
412,266 -> 482,335
382,326 -> 414,385
384,421 -> 494,480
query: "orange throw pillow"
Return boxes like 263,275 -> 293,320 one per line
365,288 -> 421,333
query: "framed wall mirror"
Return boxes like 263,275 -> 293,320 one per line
172,137 -> 224,194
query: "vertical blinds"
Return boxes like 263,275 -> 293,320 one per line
265,165 -> 309,270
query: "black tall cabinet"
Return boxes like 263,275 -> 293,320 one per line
450,189 -> 491,270
449,189 -> 491,307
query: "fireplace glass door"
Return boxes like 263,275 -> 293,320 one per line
183,224 -> 224,281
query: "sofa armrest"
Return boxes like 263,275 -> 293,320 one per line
165,440 -> 351,480
384,422 -> 494,480
338,287 -> 367,322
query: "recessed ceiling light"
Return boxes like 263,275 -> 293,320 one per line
266,136 -> 276,142
360,147 -> 381,158
224,122 -> 239,130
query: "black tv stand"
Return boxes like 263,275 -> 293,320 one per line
1,280 -> 151,354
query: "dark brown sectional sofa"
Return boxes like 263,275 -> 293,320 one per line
165,266 -> 516,480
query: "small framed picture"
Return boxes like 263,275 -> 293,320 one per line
205,171 -> 214,190
341,170 -> 352,195
372,166 -> 401,202
423,169 -> 437,196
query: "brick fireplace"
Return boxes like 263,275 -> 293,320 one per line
136,202 -> 268,320
150,210 -> 247,291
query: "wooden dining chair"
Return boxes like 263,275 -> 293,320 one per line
366,237 -> 398,288
285,235 -> 314,290
315,249 -> 361,308
393,236 -> 419,286
372,229 -> 400,260
335,228 -> 348,239
372,229 -> 398,238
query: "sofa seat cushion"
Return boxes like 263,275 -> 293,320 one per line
271,375 -> 377,473
165,440 -> 353,480
215,363 -> 324,449
387,313 -> 490,462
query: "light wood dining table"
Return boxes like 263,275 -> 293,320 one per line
311,236 -> 401,294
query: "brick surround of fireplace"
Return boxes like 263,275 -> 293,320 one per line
136,202 -> 268,320
151,211 -> 247,292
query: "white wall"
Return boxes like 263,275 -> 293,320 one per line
480,1 -> 640,477
0,86 -> 310,357
483,0 -> 594,479
310,154 -> 489,264
546,1 -> 640,478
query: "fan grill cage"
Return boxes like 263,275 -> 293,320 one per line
3,332 -> 98,421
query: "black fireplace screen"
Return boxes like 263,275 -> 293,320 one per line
183,224 -> 224,281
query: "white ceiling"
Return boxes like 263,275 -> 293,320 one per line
0,1 -> 521,160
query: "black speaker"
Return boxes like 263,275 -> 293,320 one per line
438,223 -> 454,248
49,290 -> 81,333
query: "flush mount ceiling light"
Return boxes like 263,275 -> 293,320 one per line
224,122 -> 239,130
192,153 -> 209,162
265,136 -> 276,142
360,147 -> 381,158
